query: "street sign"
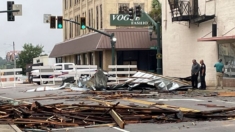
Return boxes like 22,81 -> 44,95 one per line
12,4 -> 22,16
43,14 -> 51,23
150,46 -> 157,50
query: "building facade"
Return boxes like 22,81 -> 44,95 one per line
50,0 -> 158,72
162,0 -> 235,86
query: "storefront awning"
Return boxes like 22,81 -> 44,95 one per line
49,28 -> 157,58
197,35 -> 235,43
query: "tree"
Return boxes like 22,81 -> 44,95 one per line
17,43 -> 44,74
0,57 -> 7,69
149,0 -> 162,23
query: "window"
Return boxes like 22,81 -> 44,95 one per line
99,51 -> 103,68
100,4 -> 102,29
64,21 -> 67,40
88,9 -> 91,32
91,9 -> 93,29
76,54 -> 81,65
83,54 -> 86,64
74,16 -> 80,36
133,3 -> 145,11
96,6 -> 99,29
65,64 -> 73,70
78,15 -> 80,36
55,64 -> 62,71
69,21 -> 73,38
118,3 -> 129,14
219,43 -> 235,78
56,57 -> 62,63
64,0 -> 67,10
89,52 -> 93,65
75,0 -> 79,5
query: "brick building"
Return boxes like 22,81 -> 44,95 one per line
50,0 -> 158,72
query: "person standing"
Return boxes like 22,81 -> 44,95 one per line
191,59 -> 200,89
214,59 -> 224,89
200,60 -> 206,89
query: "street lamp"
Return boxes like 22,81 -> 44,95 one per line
110,33 -> 117,65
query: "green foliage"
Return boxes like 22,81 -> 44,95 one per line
0,57 -> 7,69
149,0 -> 162,23
17,43 -> 44,74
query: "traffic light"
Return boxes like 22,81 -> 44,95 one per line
80,17 -> 86,30
135,5 -> 141,17
7,1 -> 15,21
50,16 -> 56,29
57,16 -> 63,29
128,8 -> 134,19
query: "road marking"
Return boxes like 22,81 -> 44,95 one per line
148,99 -> 204,102
113,127 -> 130,132
122,98 -> 200,113
0,95 -> 32,104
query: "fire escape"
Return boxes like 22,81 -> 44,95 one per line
168,0 -> 215,27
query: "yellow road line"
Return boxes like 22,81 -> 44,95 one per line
88,98 -> 131,108
122,98 -> 200,113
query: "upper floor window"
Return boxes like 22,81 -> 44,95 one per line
96,6 -> 99,29
118,3 -> 129,14
64,0 -> 67,10
133,3 -> 145,11
100,4 -> 102,29
70,0 -> 72,7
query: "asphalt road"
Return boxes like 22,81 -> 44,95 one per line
0,84 -> 235,132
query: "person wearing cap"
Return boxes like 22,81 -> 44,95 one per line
214,59 -> 224,89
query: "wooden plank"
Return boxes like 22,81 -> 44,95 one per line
104,102 -> 125,129
108,65 -> 137,69
218,92 -> 235,97
88,98 -> 127,129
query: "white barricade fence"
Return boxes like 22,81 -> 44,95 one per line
108,65 -> 137,83
64,65 -> 98,83
0,68 -> 23,88
32,66 -> 63,85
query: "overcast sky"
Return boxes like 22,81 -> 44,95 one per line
0,0 -> 63,58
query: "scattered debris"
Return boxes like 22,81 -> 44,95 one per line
0,99 -> 234,131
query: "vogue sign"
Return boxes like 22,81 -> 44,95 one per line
110,13 -> 149,26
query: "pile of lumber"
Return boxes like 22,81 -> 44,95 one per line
0,100 -> 234,131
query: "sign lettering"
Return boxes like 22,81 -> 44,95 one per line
110,13 -> 149,26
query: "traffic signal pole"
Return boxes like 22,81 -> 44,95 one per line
0,10 -> 19,13
141,11 -> 162,75
63,19 -> 117,65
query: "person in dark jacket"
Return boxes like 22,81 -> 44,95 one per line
200,60 -> 206,89
191,59 -> 200,88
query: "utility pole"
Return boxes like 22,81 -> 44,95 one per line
13,41 -> 16,69
142,11 -> 162,75
13,41 -> 16,87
